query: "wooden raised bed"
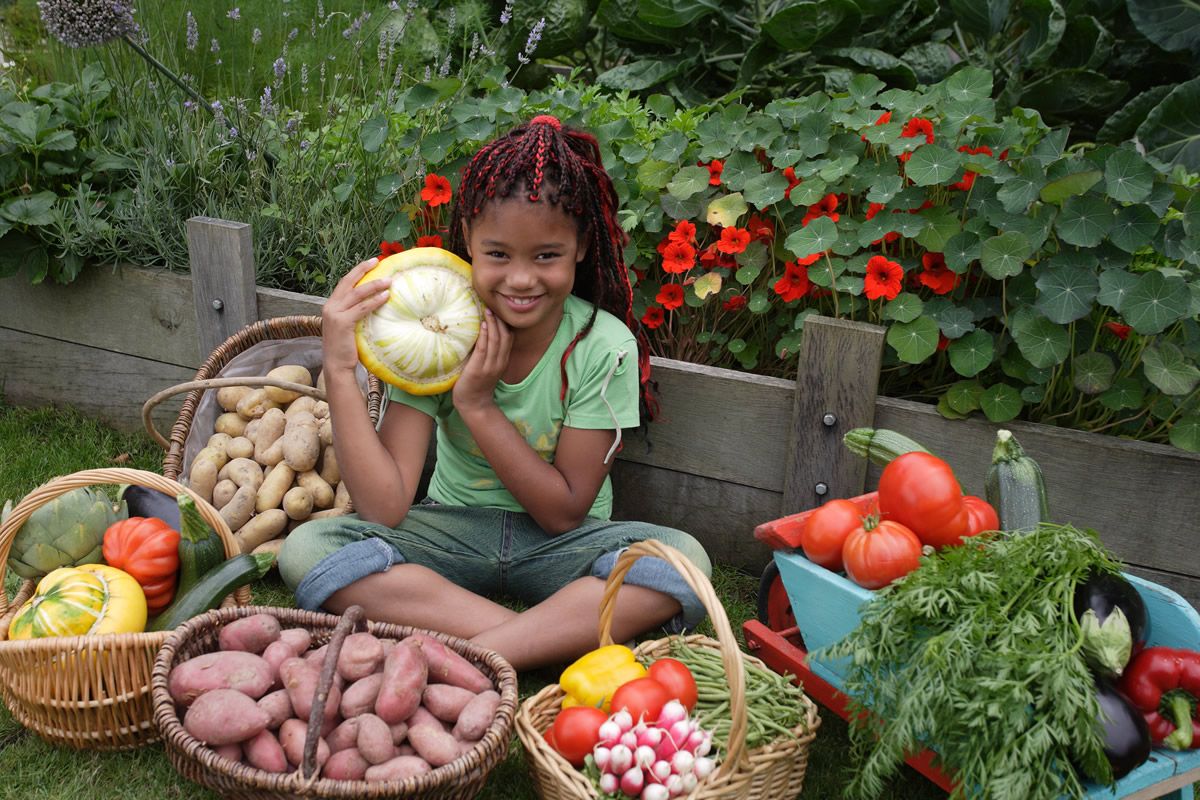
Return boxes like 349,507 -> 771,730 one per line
1,218 -> 1198,601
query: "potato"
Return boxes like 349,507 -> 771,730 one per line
212,479 -> 238,510
226,436 -> 255,460
235,388 -> 280,420
219,613 -> 282,654
223,457 -> 265,490
220,485 -> 257,532
282,412 -> 321,472
339,673 -> 383,719
188,457 -> 219,505
422,684 -> 477,724
279,658 -> 340,723
337,633 -> 385,681
285,395 -> 318,419
279,628 -> 312,655
183,689 -> 270,746
317,447 -> 340,487
323,747 -> 369,780
256,462 -> 295,512
375,639 -> 428,724
265,364 -> 314,405
243,418 -> 262,441
236,509 -> 288,551
279,718 -> 329,769
410,633 -> 492,693
215,412 -> 249,438
312,400 -> 330,419
407,723 -> 461,767
212,742 -> 242,762
356,713 -> 396,765
396,744 -> 417,757
405,706 -> 443,731
217,385 -> 253,412
389,721 -> 409,745
326,717 -> 361,753
297,471 -> 336,509
252,407 -> 287,463
282,486 -> 314,521
304,644 -> 329,666
257,689 -> 293,729
452,690 -> 500,742
318,418 -> 334,448
243,728 -> 289,773
252,537 -> 286,564
364,755 -> 431,782
168,651 -> 275,705
206,432 -> 233,456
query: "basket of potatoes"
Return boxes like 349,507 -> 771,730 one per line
143,316 -> 383,558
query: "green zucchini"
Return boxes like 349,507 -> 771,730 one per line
149,552 -> 274,631
174,493 -> 226,599
984,429 -> 1050,531
842,427 -> 933,467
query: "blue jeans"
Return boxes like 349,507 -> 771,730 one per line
278,502 -> 713,633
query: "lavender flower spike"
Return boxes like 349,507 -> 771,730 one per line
186,11 -> 198,50
517,17 -> 544,65
38,0 -> 136,47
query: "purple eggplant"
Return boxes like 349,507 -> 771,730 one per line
1094,677 -> 1151,780
1074,571 -> 1147,678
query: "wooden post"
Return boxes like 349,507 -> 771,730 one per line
187,216 -> 257,357
782,315 -> 886,514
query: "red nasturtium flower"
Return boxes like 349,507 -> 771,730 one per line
661,241 -> 696,274
746,213 -> 775,242
802,193 -> 840,227
699,243 -> 736,271
641,305 -> 665,329
1104,321 -> 1133,340
380,240 -> 405,258
723,295 -> 747,311
918,252 -> 959,295
700,159 -> 724,186
773,259 -> 813,302
669,219 -> 696,244
937,333 -> 951,351
864,255 -> 903,300
420,173 -> 452,207
865,202 -> 899,245
783,166 -> 802,199
717,226 -> 751,254
416,234 -> 443,248
951,145 -> 994,191
656,283 -> 684,310
898,118 -> 935,162
861,110 -> 893,142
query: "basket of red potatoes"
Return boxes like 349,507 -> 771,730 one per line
150,604 -> 518,799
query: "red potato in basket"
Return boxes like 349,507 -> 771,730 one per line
341,672 -> 383,718
375,639 -> 427,724
337,632 -> 385,680
422,684 -> 477,723
409,633 -> 492,692
453,690 -> 501,742
219,613 -> 282,654
279,657 -> 341,723
279,718 -> 330,769
279,628 -> 312,655
184,689 -> 270,746
327,717 -> 361,754
407,723 -> 461,767
364,754 -> 431,782
355,713 -> 397,765
243,728 -> 289,773
324,747 -> 370,780
257,689 -> 294,729
169,651 -> 275,705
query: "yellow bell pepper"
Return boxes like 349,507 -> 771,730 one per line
558,644 -> 647,711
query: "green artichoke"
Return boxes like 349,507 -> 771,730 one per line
4,488 -> 126,579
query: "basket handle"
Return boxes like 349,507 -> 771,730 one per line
142,377 -> 327,450
0,468 -> 244,621
301,604 -> 365,780
595,540 -> 751,776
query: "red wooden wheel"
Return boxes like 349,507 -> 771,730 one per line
757,561 -> 803,647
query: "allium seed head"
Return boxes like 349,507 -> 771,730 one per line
38,0 -> 136,47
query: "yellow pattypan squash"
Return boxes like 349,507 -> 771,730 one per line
7,563 -> 147,640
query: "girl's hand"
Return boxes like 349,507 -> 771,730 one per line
322,257 -> 390,375
452,308 -> 512,412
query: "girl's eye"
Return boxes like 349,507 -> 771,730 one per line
485,250 -> 507,259
537,251 -> 561,260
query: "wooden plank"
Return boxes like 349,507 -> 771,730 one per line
0,328 -> 192,435
258,285 -> 324,319
0,265 -> 202,367
610,461 -> 777,574
619,358 -> 794,493
868,396 -> 1200,597
187,217 -> 258,358
783,316 -> 885,512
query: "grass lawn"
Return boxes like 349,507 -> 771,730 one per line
0,400 -> 945,799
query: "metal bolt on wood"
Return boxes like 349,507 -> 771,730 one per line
211,299 -> 224,311
822,413 -> 837,427
814,482 -> 828,496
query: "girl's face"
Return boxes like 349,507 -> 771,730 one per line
464,193 -> 586,344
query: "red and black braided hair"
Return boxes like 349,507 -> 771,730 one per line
447,114 -> 656,420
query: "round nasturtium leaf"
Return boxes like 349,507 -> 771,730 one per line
1099,377 -> 1146,412
946,380 -> 984,415
948,329 -> 995,377
1123,271 -> 1191,334
1072,351 -> 1116,395
1104,148 -> 1155,204
886,316 -> 941,364
980,383 -> 1023,422
354,248 -> 483,395
981,231 -> 1031,279
1109,204 -> 1159,254
706,192 -> 749,227
1035,264 -> 1099,324
1142,343 -> 1200,396
1170,415 -> 1200,452
1012,313 -> 1071,369
785,215 -> 839,258
882,292 -> 924,323
1055,194 -> 1113,247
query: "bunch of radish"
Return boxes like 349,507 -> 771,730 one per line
592,700 -> 715,799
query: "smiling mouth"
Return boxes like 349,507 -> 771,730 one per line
502,294 -> 542,308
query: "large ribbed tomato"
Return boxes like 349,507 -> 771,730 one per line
877,452 -> 969,549
101,517 -> 180,614
842,519 -> 923,590
800,498 -> 862,572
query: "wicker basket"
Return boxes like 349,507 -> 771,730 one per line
151,604 -> 520,799
515,540 -> 821,800
0,468 -> 249,750
140,315 -> 383,480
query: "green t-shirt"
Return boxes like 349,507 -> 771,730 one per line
386,294 -> 640,520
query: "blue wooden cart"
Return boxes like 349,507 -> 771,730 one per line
742,549 -> 1200,799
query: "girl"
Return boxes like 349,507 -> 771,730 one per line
278,115 -> 711,671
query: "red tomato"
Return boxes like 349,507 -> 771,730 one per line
647,658 -> 698,711
877,452 -> 969,548
549,706 -> 608,767
962,495 -> 999,537
800,499 -> 863,571
610,677 -> 671,724
842,518 -> 923,590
